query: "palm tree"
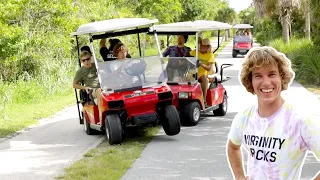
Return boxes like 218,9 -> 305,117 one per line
253,0 -> 301,44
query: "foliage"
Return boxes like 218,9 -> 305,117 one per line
238,6 -> 256,26
215,6 -> 237,24
254,15 -> 282,46
270,38 -> 320,85
310,0 -> 320,46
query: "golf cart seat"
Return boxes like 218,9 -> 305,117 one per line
207,62 -> 229,83
208,73 -> 227,82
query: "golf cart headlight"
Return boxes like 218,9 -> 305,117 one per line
178,92 -> 192,99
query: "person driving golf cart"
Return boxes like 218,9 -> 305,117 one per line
108,43 -> 146,87
162,35 -> 192,81
190,38 -> 215,107
73,51 -> 102,106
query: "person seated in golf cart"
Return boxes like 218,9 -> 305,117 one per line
162,35 -> 192,81
108,43 -> 146,87
80,46 -> 103,62
73,51 -> 102,107
99,38 -> 131,61
190,38 -> 215,107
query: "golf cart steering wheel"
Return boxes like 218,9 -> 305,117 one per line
123,59 -> 147,83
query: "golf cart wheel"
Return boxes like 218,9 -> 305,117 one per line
181,102 -> 201,126
232,50 -> 237,58
161,105 -> 181,136
105,114 -> 123,145
213,94 -> 228,116
84,115 -> 96,135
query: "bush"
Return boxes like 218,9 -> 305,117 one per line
254,16 -> 282,46
269,38 -> 320,85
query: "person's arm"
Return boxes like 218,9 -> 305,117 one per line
199,61 -> 212,71
73,81 -> 89,91
227,140 -> 247,180
314,172 -> 320,180
99,39 -> 110,61
300,114 -> 320,179
162,47 -> 170,57
227,112 -> 248,180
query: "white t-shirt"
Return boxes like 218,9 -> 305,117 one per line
228,101 -> 320,180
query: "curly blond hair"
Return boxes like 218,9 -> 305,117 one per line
240,46 -> 295,94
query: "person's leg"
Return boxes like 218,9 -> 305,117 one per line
199,75 -> 208,106
92,88 -> 102,124
166,67 -> 174,81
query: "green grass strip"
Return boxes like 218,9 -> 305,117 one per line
0,91 -> 75,138
56,126 -> 160,180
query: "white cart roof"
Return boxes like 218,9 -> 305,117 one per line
233,24 -> 253,29
71,18 -> 159,36
151,20 -> 232,32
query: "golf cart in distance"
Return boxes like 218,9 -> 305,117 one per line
71,18 -> 181,145
151,20 -> 233,126
232,24 -> 253,58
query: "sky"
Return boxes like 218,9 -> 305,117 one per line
228,0 -> 253,13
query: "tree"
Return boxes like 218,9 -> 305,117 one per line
253,0 -> 301,44
215,6 -> 237,24
238,6 -> 256,26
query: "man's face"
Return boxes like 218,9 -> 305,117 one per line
81,55 -> 92,68
252,64 -> 282,105
177,35 -> 185,45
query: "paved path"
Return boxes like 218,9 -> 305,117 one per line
121,42 -> 320,180
0,106 -> 104,180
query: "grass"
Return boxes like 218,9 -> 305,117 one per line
0,91 -> 75,138
56,126 -> 160,180
269,38 -> 320,86
268,38 -> 320,99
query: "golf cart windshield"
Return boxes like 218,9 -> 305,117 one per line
165,57 -> 198,84
234,35 -> 251,42
97,56 -> 165,92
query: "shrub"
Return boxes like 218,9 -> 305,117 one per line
269,38 -> 320,85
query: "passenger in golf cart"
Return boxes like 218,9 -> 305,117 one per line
162,35 -> 192,81
189,38 -> 215,107
99,38 -> 131,61
80,45 -> 104,62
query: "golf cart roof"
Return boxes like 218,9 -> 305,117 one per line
70,18 -> 159,36
151,20 -> 232,34
233,24 -> 253,29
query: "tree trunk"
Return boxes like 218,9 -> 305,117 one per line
282,17 -> 290,44
305,0 -> 311,40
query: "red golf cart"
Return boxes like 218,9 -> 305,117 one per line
232,24 -> 253,58
71,18 -> 181,145
151,20 -> 233,126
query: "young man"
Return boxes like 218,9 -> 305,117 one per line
227,46 -> 320,180
190,38 -> 215,107
73,51 -> 102,107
